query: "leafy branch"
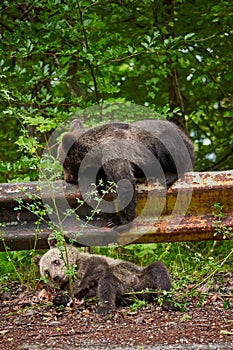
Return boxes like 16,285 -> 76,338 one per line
76,0 -> 100,104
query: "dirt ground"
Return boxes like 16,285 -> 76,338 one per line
0,273 -> 233,350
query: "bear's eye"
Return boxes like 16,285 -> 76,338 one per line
44,270 -> 50,277
53,260 -> 60,266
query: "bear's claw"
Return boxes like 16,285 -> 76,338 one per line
53,292 -> 71,307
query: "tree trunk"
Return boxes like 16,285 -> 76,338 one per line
153,0 -> 187,131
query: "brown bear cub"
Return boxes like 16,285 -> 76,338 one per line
35,239 -> 173,314
57,119 -> 194,227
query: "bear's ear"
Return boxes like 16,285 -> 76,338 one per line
70,119 -> 85,135
62,133 -> 77,154
34,255 -> 41,266
48,234 -> 57,249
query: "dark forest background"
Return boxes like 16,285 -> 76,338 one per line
0,0 -> 232,182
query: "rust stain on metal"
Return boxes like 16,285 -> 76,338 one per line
0,171 -> 233,250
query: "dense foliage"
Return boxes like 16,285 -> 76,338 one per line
0,0 -> 232,182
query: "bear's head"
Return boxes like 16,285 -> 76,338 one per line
57,132 -> 82,183
57,119 -> 86,183
35,239 -> 78,287
70,119 -> 87,138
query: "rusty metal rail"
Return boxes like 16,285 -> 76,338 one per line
0,171 -> 232,251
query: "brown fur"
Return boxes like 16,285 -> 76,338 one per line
35,239 -> 172,314
57,119 -> 194,226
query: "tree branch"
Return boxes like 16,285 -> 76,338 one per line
76,0 -> 100,104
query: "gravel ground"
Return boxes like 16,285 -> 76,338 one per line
20,344 -> 233,350
1,274 -> 233,350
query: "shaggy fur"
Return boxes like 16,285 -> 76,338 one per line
35,240 -> 172,314
57,119 -> 194,226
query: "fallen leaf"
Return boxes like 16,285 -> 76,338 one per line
0,330 -> 10,336
74,298 -> 85,307
198,284 -> 209,293
180,313 -> 192,322
209,294 -> 218,303
186,283 -> 196,290
220,330 -> 233,335
38,288 -> 52,303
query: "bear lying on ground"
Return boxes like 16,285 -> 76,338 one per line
57,119 -> 194,226
35,238 -> 173,314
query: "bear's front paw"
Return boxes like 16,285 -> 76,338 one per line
162,300 -> 180,312
96,306 -> 113,314
53,292 -> 71,307
96,302 -> 114,315
113,222 -> 133,232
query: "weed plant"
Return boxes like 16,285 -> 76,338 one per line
1,198 -> 233,296
0,145 -> 232,308
1,240 -> 232,292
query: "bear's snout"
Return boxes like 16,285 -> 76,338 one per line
63,168 -> 78,183
53,275 -> 61,282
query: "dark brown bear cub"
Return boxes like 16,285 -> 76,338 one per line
57,119 -> 194,226
35,239 -> 173,314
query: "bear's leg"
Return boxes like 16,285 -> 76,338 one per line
164,172 -> 179,187
103,159 -> 136,226
134,261 -> 171,302
139,261 -> 171,291
135,262 -> 178,311
96,273 -> 124,314
52,279 -> 81,307
72,260 -> 108,299
147,261 -> 171,290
